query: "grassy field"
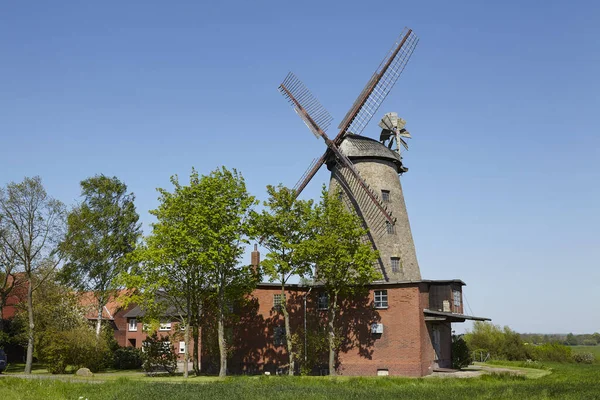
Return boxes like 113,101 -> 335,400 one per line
571,345 -> 600,359
1,362 -> 599,399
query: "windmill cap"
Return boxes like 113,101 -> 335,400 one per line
326,134 -> 406,173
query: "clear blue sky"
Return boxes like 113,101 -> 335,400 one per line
1,1 -> 599,334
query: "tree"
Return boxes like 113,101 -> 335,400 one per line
0,241 -> 25,332
565,333 -> 578,346
0,177 -> 66,374
17,270 -> 111,373
124,167 -> 257,377
194,167 -> 257,377
252,185 -> 314,375
60,175 -> 141,338
308,187 -> 380,376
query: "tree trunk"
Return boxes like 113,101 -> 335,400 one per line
217,290 -> 227,377
328,292 -> 337,376
281,285 -> 294,376
25,277 -> 34,374
95,303 -> 103,338
183,322 -> 189,378
193,324 -> 200,375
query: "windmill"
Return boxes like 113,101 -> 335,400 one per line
278,28 -> 421,282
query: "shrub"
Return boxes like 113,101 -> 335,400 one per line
38,325 -> 111,373
141,333 -> 177,375
573,352 -> 595,364
113,347 -> 143,370
464,322 -> 528,361
451,334 -> 471,369
530,342 -> 572,362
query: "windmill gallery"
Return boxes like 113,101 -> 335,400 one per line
118,29 -> 490,377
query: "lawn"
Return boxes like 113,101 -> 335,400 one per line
1,362 -> 599,399
571,345 -> 600,359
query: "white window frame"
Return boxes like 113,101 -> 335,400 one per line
374,290 -> 388,309
179,341 -> 186,354
159,321 -> 172,331
391,257 -> 401,273
128,318 -> 137,332
273,294 -> 286,311
453,290 -> 462,308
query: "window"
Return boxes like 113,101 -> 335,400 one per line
273,294 -> 286,311
317,293 -> 328,310
179,341 -> 186,354
273,326 -> 286,346
128,318 -> 137,332
391,257 -> 401,273
159,321 -> 172,331
374,290 -> 388,308
386,221 -> 396,235
381,190 -> 390,203
453,289 -> 461,311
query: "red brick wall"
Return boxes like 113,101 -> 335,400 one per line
220,284 -> 438,377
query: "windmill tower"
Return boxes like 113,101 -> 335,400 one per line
278,29 -> 420,282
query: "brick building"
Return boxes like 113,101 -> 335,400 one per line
217,277 -> 489,377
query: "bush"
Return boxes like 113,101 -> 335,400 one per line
573,352 -> 595,364
113,347 -> 143,370
141,333 -> 177,375
530,342 -> 572,362
464,322 -> 528,361
451,334 -> 471,369
38,325 -> 111,373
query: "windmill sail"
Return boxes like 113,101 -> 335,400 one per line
336,28 -> 419,140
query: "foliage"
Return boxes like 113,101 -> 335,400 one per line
37,324 -> 111,373
307,187 -> 381,375
252,184 -> 315,375
451,334 -> 472,369
0,176 -> 66,373
125,167 -> 257,377
521,332 -> 600,346
141,333 -> 177,375
573,352 -> 595,364
529,342 -> 572,363
11,273 -> 111,373
113,347 -> 143,370
565,333 -> 577,346
59,175 -> 141,337
464,322 -> 529,361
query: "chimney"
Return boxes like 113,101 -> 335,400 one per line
251,244 -> 260,274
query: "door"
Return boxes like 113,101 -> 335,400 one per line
431,324 -> 441,368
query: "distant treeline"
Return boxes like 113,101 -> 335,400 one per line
520,333 -> 600,346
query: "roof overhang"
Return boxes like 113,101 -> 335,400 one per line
424,309 -> 491,323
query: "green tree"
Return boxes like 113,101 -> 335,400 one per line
565,333 -> 578,346
252,184 -> 315,375
592,332 -> 600,345
60,175 -> 141,338
308,187 -> 381,376
0,177 -> 66,374
124,167 -> 257,377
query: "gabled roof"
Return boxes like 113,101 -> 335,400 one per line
79,289 -> 134,320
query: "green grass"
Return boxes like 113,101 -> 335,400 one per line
571,345 -> 600,359
1,362 -> 599,399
